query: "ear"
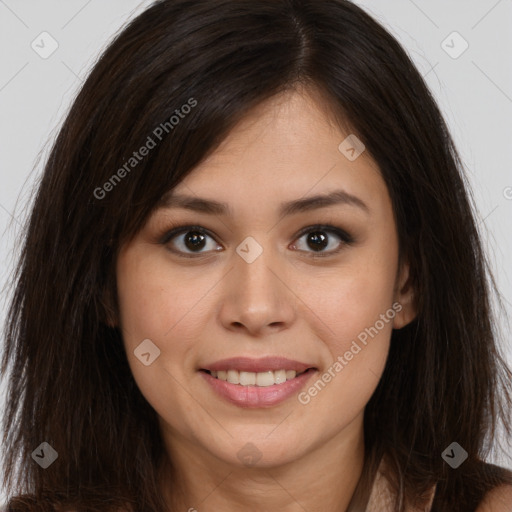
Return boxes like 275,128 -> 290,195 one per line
392,262 -> 417,329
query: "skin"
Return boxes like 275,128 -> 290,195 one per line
477,485 -> 512,512
115,87 -> 417,511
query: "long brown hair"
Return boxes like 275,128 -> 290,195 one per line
2,1 -> 511,511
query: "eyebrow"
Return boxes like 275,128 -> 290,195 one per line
158,189 -> 370,217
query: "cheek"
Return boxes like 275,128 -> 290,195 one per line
115,250 -> 212,409
116,250 -> 206,348
115,250 -> 210,423
299,255 -> 397,357
295,274 -> 395,430
293,243 -> 398,418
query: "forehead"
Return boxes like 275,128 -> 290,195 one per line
165,89 -> 389,218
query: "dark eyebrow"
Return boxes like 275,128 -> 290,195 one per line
158,189 -> 370,217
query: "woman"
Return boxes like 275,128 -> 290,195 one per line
1,0 -> 511,510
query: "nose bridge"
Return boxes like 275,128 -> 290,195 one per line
234,234 -> 279,298
220,233 -> 294,333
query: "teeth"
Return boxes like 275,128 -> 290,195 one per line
239,371 -> 256,386
209,369 -> 300,386
256,371 -> 274,387
274,369 -> 287,384
227,369 -> 239,384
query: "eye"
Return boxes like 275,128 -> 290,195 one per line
160,225 -> 222,257
159,224 -> 354,258
291,225 -> 354,258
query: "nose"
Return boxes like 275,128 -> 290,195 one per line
218,241 -> 296,337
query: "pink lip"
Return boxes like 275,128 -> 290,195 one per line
200,368 -> 318,408
202,356 -> 314,373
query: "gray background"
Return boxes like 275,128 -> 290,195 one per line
0,0 -> 511,503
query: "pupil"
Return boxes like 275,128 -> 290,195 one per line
185,231 -> 206,251
308,232 -> 327,252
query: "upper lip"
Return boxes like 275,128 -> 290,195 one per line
201,356 -> 316,373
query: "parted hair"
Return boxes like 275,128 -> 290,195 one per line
1,1 -> 512,511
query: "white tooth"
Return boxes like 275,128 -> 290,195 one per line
256,371 -> 275,387
227,369 -> 240,384
274,369 -> 287,384
211,370 -> 218,378
239,371 -> 256,385
221,369 -> 298,386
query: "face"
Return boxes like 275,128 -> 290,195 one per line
115,88 -> 415,471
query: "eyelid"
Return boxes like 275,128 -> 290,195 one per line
293,224 -> 354,244
158,224 -> 216,245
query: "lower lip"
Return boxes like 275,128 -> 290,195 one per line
200,369 -> 317,408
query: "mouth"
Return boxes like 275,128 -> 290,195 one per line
199,356 -> 318,408
200,368 -> 316,387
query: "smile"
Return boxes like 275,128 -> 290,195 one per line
203,369 -> 311,386
199,357 -> 318,408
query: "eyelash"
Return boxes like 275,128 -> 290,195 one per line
158,222 -> 355,259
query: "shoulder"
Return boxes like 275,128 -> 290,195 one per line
475,483 -> 512,512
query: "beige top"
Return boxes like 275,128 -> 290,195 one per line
365,460 -> 437,512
